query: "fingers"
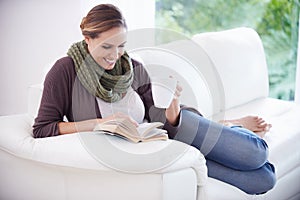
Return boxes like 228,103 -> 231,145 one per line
164,75 -> 183,100
111,112 -> 139,127
174,83 -> 182,99
172,77 -> 182,99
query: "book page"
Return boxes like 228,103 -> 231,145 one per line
137,122 -> 163,137
94,119 -> 167,142
142,128 -> 167,138
93,118 -> 140,142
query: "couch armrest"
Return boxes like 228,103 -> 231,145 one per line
0,114 -> 207,185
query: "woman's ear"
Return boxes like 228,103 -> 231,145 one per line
84,36 -> 90,45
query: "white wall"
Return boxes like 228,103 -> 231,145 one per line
0,0 -> 82,115
0,0 -> 155,115
81,0 -> 155,30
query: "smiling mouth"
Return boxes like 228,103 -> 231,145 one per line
104,58 -> 116,65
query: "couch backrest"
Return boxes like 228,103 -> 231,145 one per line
129,41 -> 216,117
28,84 -> 43,119
192,27 -> 269,110
130,27 -> 269,117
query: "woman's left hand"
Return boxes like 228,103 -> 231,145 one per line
165,82 -> 182,126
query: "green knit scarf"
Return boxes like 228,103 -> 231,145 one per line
67,40 -> 133,103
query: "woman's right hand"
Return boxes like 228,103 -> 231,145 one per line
165,81 -> 183,126
58,112 -> 138,135
97,112 -> 139,127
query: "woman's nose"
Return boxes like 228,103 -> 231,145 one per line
109,47 -> 119,59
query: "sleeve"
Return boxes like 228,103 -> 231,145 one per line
131,59 -> 180,138
32,58 -> 74,138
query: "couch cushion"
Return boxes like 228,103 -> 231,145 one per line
213,97 -> 300,179
192,27 -> 269,110
201,98 -> 300,199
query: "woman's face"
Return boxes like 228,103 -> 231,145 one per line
85,26 -> 127,70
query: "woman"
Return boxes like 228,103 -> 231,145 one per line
33,4 -> 275,194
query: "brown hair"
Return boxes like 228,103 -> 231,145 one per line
80,4 -> 127,39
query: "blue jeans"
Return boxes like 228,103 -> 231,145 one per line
174,110 -> 276,194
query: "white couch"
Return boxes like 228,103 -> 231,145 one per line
1,27 -> 299,200
130,27 -> 300,200
191,27 -> 300,200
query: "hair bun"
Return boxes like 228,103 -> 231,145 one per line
80,17 -> 86,30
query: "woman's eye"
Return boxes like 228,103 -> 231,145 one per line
102,46 -> 111,50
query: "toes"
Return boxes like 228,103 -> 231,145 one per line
257,123 -> 272,132
254,116 -> 261,120
257,118 -> 265,123
265,124 -> 272,131
258,123 -> 268,129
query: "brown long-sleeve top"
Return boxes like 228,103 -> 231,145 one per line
33,56 -> 179,138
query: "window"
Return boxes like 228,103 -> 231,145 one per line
155,0 -> 299,100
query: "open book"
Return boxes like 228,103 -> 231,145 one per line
93,118 -> 168,143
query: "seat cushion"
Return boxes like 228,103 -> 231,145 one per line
213,97 -> 300,178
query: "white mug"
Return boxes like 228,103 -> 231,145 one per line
151,77 -> 177,108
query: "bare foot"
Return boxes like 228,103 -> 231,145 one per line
219,116 -> 272,138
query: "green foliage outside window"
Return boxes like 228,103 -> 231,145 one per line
156,0 -> 299,100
